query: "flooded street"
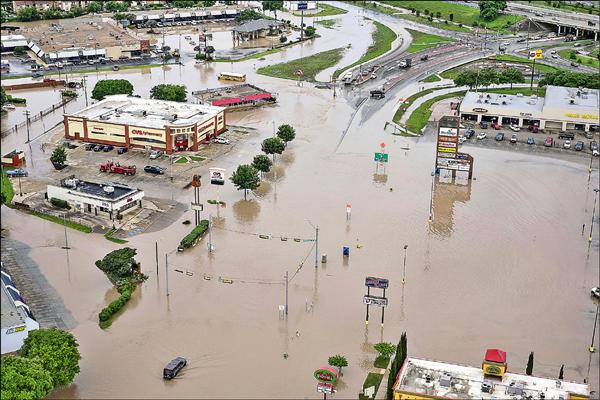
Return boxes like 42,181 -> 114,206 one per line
1,3 -> 599,399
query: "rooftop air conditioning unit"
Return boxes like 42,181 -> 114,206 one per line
104,186 -> 115,194
440,373 -> 452,388
506,382 -> 525,396
481,380 -> 494,394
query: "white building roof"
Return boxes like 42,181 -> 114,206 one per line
68,95 -> 224,130
1,285 -> 24,329
543,85 -> 599,113
0,34 -> 28,48
395,358 -> 589,400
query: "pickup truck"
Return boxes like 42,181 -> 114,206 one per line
398,58 -> 412,68
370,90 -> 385,99
99,161 -> 136,175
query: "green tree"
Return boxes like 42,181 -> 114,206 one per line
261,137 -> 285,161
50,146 -> 67,165
304,26 -> 316,37
479,0 -> 507,21
558,364 -> 564,380
236,9 -> 264,22
569,50 -> 577,60
0,88 -> 6,108
20,328 -> 81,387
280,35 -> 287,43
105,1 -> 128,12
500,67 -> 524,89
276,124 -> 296,145
453,69 -> 478,89
204,45 -> 216,60
150,84 -> 187,102
435,11 -> 441,18
43,8 -> 65,19
195,52 -> 206,60
449,13 -> 454,21
202,0 -> 217,6
262,0 -> 283,20
173,0 -> 196,6
252,154 -> 273,175
91,79 -> 133,100
387,333 -> 407,400
86,1 -> 103,13
230,164 -> 260,200
95,247 -> 137,280
478,67 -> 499,88
68,6 -> 87,18
17,6 -> 41,21
526,352 -> 534,376
328,354 -> 348,376
374,342 -> 396,359
0,356 -> 54,400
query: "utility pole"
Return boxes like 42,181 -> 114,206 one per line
401,244 -> 408,284
589,188 -> 599,242
285,271 -> 289,315
23,110 -> 31,143
306,219 -> 319,268
155,242 -> 159,276
82,75 -> 89,107
300,9 -> 304,40
208,214 -> 213,252
61,213 -> 70,250
525,19 -> 531,51
590,304 -> 599,353
165,253 -> 170,297
530,57 -> 536,90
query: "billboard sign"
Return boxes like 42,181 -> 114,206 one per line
528,49 -> 542,60
374,152 -> 389,163
365,276 -> 389,289
314,367 -> 337,383
437,141 -> 457,149
209,168 -> 225,185
437,146 -> 457,153
297,2 -> 308,10
438,152 -> 457,159
363,295 -> 388,306
317,383 -> 334,394
439,127 -> 458,137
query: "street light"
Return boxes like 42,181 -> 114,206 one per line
401,245 -> 408,284
589,188 -> 599,242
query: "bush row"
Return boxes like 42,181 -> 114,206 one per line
179,219 -> 209,249
50,197 -> 70,209
98,279 -> 137,322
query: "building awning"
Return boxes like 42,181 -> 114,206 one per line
135,15 -> 145,21
164,13 -> 175,19
485,349 -> 507,364
210,10 -> 222,16
180,12 -> 191,18
244,92 -> 272,101
212,97 -> 242,106
148,14 -> 160,20
225,9 -> 237,15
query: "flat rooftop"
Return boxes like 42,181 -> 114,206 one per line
68,95 -> 224,129
544,85 -> 600,111
58,178 -> 140,202
461,91 -> 545,114
1,284 -> 25,329
395,358 -> 589,400
192,83 -> 274,106
12,17 -> 139,54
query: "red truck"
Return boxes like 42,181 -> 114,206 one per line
99,161 -> 136,175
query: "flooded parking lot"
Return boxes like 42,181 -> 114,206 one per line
1,3 -> 599,399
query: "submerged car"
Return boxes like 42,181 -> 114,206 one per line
592,287 -> 600,299
544,137 -> 553,147
163,357 -> 186,380
574,141 -> 584,151
149,150 -> 162,159
144,165 -> 165,174
6,168 -> 28,177
495,133 -> 504,141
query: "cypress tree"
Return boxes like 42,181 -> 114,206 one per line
526,352 -> 534,376
558,364 -> 564,380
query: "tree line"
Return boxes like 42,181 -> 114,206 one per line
453,67 -> 525,90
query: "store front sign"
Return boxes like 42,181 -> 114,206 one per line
314,367 -> 337,383
472,108 -> 488,113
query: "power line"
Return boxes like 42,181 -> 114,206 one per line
212,225 -> 315,242
289,241 -> 316,283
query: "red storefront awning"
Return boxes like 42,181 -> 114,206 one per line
485,349 -> 507,364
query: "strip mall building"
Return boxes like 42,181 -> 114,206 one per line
64,95 -> 226,153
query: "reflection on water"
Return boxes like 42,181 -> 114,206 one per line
430,176 -> 473,237
232,199 -> 261,223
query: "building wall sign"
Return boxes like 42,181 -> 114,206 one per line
519,112 -> 533,117
439,127 -> 458,137
314,367 -> 337,383
438,142 -> 457,149
130,129 -> 163,138
565,113 -> 599,120
472,108 -> 488,113
365,276 -> 389,289
5,325 -> 26,335
363,295 -> 388,306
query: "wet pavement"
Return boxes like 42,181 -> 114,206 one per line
1,2 -> 599,399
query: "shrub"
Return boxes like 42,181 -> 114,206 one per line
280,35 -> 287,43
50,197 -> 70,209
179,219 -> 209,249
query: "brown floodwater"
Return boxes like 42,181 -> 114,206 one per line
1,4 -> 599,399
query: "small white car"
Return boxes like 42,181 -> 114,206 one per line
510,134 -> 517,143
213,137 -> 230,145
503,41 -> 510,46
509,125 -> 520,132
149,150 -> 163,159
477,132 -> 487,140
552,54 -> 558,58
592,287 -> 600,299
458,135 -> 466,144
563,139 -> 571,149
371,73 -> 377,79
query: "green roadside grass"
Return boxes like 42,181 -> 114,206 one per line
440,55 -> 560,80
1,169 -> 15,206
358,372 -> 384,400
374,356 -> 390,369
104,229 -> 128,244
393,88 -> 435,124
214,46 -> 284,62
406,29 -> 454,54
29,210 -> 93,233
558,49 -> 600,70
421,74 -> 441,82
334,20 -> 396,78
315,19 -> 336,28
379,0 -> 523,33
293,3 -> 347,17
257,47 -> 345,82
396,13 -> 471,33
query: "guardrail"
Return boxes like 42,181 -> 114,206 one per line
1,96 -> 75,138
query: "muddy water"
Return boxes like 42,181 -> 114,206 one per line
2,4 -> 599,399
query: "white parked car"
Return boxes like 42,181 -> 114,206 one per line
149,150 -> 163,159
509,125 -> 520,132
592,287 -> 600,299
563,139 -> 571,149
477,132 -> 487,140
371,73 -> 377,79
213,137 -> 230,145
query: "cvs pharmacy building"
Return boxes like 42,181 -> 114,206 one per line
64,95 -> 226,153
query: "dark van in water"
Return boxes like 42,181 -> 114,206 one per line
163,357 -> 186,380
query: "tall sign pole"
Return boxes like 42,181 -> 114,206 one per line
285,271 -> 289,315
364,277 -> 389,326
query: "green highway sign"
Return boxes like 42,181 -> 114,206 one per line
374,153 -> 388,163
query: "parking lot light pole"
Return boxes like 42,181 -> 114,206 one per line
589,188 -> 599,242
402,245 -> 408,284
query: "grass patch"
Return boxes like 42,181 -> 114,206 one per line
358,372 -> 384,400
558,49 -> 600,70
396,13 -> 471,33
439,55 -> 560,80
257,47 -> 345,82
380,1 -> 523,33
421,74 -> 441,82
374,355 -> 390,369
293,3 -> 347,17
104,229 -> 128,244
1,168 -> 15,206
214,46 -> 284,62
406,90 -> 466,133
29,210 -> 93,233
315,19 -> 336,28
392,88 -> 435,124
334,20 -> 396,78
175,157 -> 189,164
406,29 -> 453,54
189,155 -> 205,162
